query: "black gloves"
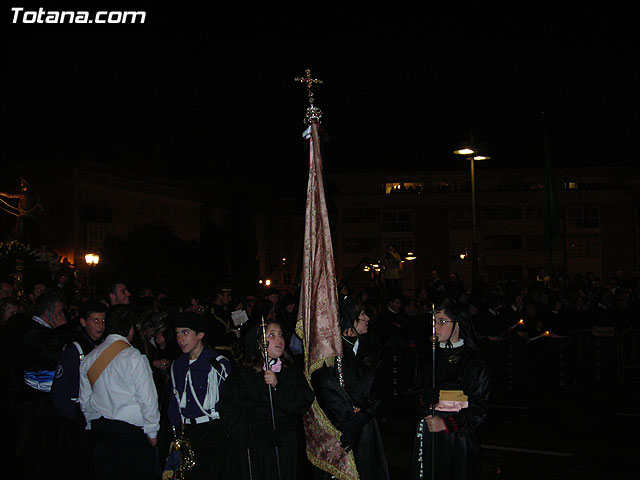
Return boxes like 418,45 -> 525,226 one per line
360,397 -> 380,419
340,412 -> 369,451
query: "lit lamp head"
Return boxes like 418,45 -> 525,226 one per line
85,253 -> 100,266
453,148 -> 475,156
453,140 -> 476,156
405,252 -> 417,261
453,142 -> 490,161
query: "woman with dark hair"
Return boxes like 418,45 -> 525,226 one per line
410,299 -> 490,480
219,320 -> 314,480
240,298 -> 276,361
311,298 -> 390,480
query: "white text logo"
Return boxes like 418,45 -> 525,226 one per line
11,7 -> 146,24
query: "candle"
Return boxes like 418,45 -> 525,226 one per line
509,319 -> 525,330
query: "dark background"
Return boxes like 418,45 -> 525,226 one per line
5,9 -> 640,477
7,5 -> 639,195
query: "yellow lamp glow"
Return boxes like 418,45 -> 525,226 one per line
85,253 -> 100,266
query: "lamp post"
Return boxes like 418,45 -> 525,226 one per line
454,142 -> 489,292
85,253 -> 100,299
85,253 -> 100,266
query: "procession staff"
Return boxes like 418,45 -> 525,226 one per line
168,312 -> 231,480
410,300 -> 490,480
430,303 -> 436,480
219,319 -> 314,480
261,317 -> 283,480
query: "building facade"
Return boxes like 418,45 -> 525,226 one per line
39,162 -> 202,268
256,166 -> 640,297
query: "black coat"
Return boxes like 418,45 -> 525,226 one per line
219,363 -> 314,480
410,344 -> 490,480
312,335 -> 390,480
0,316 -> 75,478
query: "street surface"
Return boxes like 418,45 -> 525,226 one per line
380,385 -> 639,479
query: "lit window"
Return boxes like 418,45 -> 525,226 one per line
384,182 -> 423,195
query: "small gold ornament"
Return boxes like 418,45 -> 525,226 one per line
448,354 -> 460,365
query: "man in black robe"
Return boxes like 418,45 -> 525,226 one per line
311,298 -> 390,480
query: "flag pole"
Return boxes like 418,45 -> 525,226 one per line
294,69 -> 360,480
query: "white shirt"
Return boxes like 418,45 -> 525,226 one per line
439,339 -> 465,348
79,334 -> 160,438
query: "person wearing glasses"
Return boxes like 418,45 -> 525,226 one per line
410,299 -> 490,480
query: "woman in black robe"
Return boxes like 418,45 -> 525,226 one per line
410,300 -> 490,480
219,319 -> 314,480
312,298 -> 390,480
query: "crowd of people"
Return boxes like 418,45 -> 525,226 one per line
0,266 -> 638,479
1,279 -> 387,480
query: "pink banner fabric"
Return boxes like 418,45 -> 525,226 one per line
296,123 -> 359,480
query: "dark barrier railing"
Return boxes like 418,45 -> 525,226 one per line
383,328 -> 640,416
477,328 -> 640,391
619,328 -> 640,385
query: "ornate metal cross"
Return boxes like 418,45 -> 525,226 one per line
294,69 -> 323,124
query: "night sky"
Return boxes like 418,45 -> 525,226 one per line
6,6 -> 640,194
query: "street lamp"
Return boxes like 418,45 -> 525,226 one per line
85,253 -> 100,266
454,141 -> 489,291
85,253 -> 100,299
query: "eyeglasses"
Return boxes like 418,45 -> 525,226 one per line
434,319 -> 455,326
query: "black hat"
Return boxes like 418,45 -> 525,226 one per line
339,297 -> 359,333
435,299 -> 480,350
173,312 -> 208,334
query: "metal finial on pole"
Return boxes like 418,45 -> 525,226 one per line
294,68 -> 323,125
260,316 -> 270,362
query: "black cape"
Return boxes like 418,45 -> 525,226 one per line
219,363 -> 314,480
410,344 -> 490,480
0,316 -> 76,478
312,335 -> 390,480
